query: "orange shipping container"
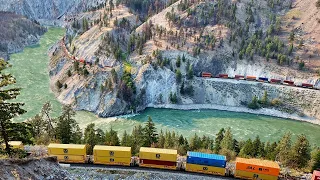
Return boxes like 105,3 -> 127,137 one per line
235,158 -> 280,177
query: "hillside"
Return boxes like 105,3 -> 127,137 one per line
49,0 -> 320,121
0,0 -> 106,25
0,12 -> 46,60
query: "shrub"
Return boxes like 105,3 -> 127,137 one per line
316,0 -> 320,8
56,80 -> 63,89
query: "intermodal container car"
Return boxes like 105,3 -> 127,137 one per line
235,158 -> 280,177
235,170 -> 278,180
94,156 -> 131,166
258,77 -> 268,82
2,141 -> 23,149
270,79 -> 281,84
302,83 -> 314,88
313,170 -> 320,180
93,146 -> 131,158
246,76 -> 257,81
235,75 -> 245,80
185,163 -> 225,176
219,74 -> 229,78
283,80 -> 294,86
186,152 -> 226,168
139,147 -> 177,162
48,144 -> 86,156
201,72 -> 212,78
55,154 -> 86,163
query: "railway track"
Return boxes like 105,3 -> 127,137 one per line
64,163 -> 234,180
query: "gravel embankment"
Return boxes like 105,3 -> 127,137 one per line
65,164 -> 230,180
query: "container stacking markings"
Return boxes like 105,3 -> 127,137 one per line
48,144 -> 87,163
93,145 -> 132,166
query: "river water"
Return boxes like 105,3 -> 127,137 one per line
5,28 -> 320,145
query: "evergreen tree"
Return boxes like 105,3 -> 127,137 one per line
276,132 -> 292,165
220,128 -> 234,150
105,127 -> 120,146
289,134 -> 311,168
131,125 -> 144,154
176,55 -> 181,67
189,133 -> 201,151
214,128 -> 225,153
0,59 -> 27,155
121,130 -> 132,147
84,123 -> 96,155
158,130 -> 165,148
143,116 -> 158,147
55,105 -> 81,144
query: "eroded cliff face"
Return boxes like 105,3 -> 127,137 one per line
0,12 -> 46,60
0,0 -> 105,25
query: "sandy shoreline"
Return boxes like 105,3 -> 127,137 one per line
148,104 -> 320,125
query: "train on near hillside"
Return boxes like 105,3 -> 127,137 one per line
3,141 -> 320,180
199,72 -> 320,90
46,143 -> 281,180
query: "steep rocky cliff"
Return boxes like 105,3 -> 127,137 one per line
0,12 -> 46,60
49,0 -> 320,121
0,0 -> 106,25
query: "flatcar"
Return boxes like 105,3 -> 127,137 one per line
246,76 -> 257,81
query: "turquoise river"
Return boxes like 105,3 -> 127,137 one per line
5,28 -> 320,145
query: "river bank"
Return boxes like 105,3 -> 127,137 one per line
149,104 -> 320,126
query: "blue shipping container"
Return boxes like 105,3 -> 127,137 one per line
187,151 -> 226,168
259,77 -> 268,81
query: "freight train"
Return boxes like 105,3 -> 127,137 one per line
4,141 -> 320,180
199,72 -> 320,90
46,143 -> 282,180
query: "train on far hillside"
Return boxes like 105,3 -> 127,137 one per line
199,72 -> 320,90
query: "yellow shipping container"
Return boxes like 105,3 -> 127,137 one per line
93,145 -> 131,157
139,163 -> 177,170
55,155 -> 86,163
94,156 -> 131,166
139,147 -> 177,162
235,170 -> 278,180
48,144 -> 86,156
1,141 -> 23,149
186,163 -> 226,176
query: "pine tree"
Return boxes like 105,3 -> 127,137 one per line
0,59 -> 27,155
55,105 -> 81,144
121,130 -> 131,147
131,125 -> 144,154
176,55 -> 181,67
105,127 -> 120,146
84,123 -> 96,155
158,130 -> 165,148
143,116 -> 158,147
276,132 -> 292,165
214,128 -> 225,153
220,128 -> 234,150
289,134 -> 311,168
